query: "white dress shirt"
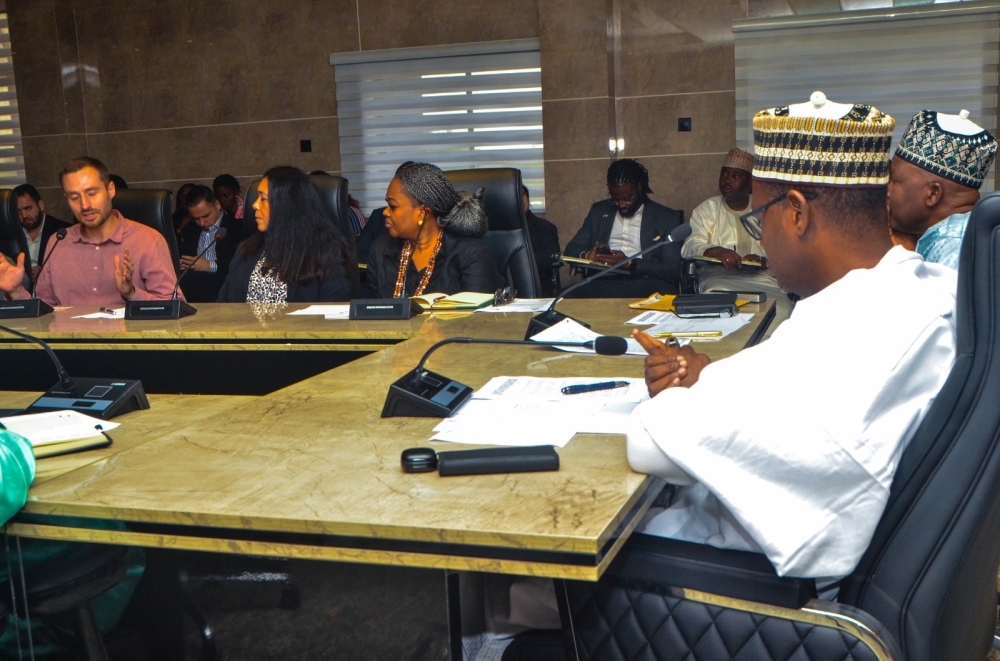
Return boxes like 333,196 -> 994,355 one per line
608,204 -> 643,256
682,196 -> 761,259
196,216 -> 224,273
23,215 -> 46,264
627,246 -> 957,578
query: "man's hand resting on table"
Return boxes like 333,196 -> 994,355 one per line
632,329 -> 711,397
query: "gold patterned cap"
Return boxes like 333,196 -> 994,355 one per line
722,148 -> 754,173
752,98 -> 895,187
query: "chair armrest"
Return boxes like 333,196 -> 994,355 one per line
606,534 -> 817,609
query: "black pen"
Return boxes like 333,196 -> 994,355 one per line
561,381 -> 629,395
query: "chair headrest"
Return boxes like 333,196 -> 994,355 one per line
444,168 -> 525,232
111,188 -> 172,232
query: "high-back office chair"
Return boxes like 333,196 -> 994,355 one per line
111,188 -> 179,274
444,168 -> 542,298
555,192 -> 1000,661
0,188 -> 26,265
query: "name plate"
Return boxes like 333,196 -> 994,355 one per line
125,299 -> 197,320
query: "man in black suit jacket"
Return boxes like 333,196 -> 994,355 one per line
13,184 -> 72,282
177,185 -> 248,302
564,159 -> 684,297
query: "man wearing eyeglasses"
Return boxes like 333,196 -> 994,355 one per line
627,97 -> 957,583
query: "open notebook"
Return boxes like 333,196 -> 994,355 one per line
412,292 -> 495,310
0,410 -> 116,459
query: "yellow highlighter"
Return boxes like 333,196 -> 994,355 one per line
652,331 -> 723,339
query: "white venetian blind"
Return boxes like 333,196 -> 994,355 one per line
0,5 -> 24,186
735,2 -> 1000,192
332,39 -> 545,214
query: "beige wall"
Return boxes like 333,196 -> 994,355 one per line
8,0 -> 746,244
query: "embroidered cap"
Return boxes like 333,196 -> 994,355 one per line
895,110 -> 997,190
722,148 -> 754,173
752,92 -> 895,187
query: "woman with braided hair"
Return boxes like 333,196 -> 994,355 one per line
367,162 -> 502,298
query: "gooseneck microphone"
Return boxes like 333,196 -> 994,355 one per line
384,334 -> 630,418
0,323 -> 149,419
0,322 -> 75,393
525,224 -> 693,339
0,229 -> 69,319
124,226 -> 227,320
30,228 -> 68,299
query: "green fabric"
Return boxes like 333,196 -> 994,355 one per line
0,430 -> 143,658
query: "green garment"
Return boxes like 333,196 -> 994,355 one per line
0,429 -> 143,659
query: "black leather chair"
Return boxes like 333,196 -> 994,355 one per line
4,544 -> 130,661
111,188 -> 179,274
444,168 -> 542,298
0,188 -> 26,264
555,191 -> 1000,661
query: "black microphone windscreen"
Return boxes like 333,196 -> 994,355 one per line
594,335 -> 628,356
669,224 -> 692,243
56,229 -> 67,239
216,227 -> 228,239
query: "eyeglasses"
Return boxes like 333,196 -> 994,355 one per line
739,191 -> 817,241
493,285 -> 517,307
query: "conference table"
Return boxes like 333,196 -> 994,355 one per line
0,298 -> 775,658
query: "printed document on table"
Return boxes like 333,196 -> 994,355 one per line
288,305 -> 351,318
0,410 -> 119,447
642,312 -> 753,339
529,318 -> 647,356
475,299 -> 554,313
474,376 -> 647,403
72,307 -> 124,319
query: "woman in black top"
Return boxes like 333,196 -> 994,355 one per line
217,166 -> 356,303
367,162 -> 501,298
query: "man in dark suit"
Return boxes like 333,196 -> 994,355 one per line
522,185 -> 560,297
13,183 -> 71,282
177,185 -> 247,302
564,159 -> 684,297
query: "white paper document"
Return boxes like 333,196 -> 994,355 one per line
474,299 -> 554,313
287,304 -> 351,318
529,318 -> 647,356
72,307 -> 124,319
642,312 -> 753,339
429,376 -> 647,447
0,410 -> 119,447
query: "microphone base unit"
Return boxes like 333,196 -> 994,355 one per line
25,377 -> 150,420
524,309 -> 591,340
125,299 -> 197,320
350,298 -> 423,320
382,368 -> 473,418
0,299 -> 54,319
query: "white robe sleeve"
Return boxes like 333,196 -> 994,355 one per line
681,198 -> 718,259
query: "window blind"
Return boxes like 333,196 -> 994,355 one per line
735,2 -> 1000,192
333,41 -> 545,214
0,5 -> 25,187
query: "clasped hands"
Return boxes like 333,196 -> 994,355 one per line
179,255 -> 210,272
632,328 -> 712,397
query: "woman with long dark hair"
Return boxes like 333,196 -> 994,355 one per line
217,166 -> 356,303
367,162 -> 501,298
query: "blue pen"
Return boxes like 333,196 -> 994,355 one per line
561,381 -> 629,395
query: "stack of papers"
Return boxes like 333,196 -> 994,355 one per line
431,376 -> 647,447
626,311 -> 752,340
287,304 -> 351,320
529,318 -> 649,355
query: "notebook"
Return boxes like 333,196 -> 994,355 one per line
412,292 -> 495,310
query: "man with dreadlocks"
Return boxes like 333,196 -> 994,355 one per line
564,158 -> 684,297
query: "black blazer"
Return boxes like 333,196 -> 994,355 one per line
216,244 -> 352,303
31,214 -> 72,269
366,232 -> 503,298
177,213 -> 245,303
564,198 -> 684,283
525,211 -> 560,297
